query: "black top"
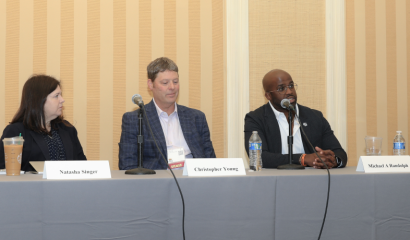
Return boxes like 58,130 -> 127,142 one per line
0,121 -> 86,171
42,128 -> 67,160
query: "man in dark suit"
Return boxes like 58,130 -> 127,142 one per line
119,57 -> 216,170
244,69 -> 347,169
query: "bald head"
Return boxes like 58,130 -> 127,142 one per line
262,69 -> 291,92
263,69 -> 297,112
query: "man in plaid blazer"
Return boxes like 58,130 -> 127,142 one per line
118,57 -> 216,170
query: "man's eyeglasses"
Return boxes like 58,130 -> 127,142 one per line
268,83 -> 298,93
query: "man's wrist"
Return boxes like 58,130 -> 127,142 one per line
299,154 -> 307,166
335,156 -> 342,167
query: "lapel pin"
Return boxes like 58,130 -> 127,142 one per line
303,123 -> 308,127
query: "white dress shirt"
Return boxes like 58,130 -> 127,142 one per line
269,101 -> 305,155
153,99 -> 192,156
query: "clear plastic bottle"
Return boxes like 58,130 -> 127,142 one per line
393,131 -> 406,155
249,131 -> 262,171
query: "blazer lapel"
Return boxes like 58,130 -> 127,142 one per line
178,105 -> 197,155
264,103 -> 282,153
58,125 -> 73,159
145,101 -> 167,155
297,105 -> 312,153
30,131 -> 50,160
178,106 -> 191,134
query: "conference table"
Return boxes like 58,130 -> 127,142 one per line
0,166 -> 409,240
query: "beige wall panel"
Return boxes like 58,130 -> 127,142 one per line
100,0 -> 114,164
249,0 -> 326,115
200,0 -> 213,130
386,1 -> 398,155
248,1 -> 264,111
396,0 -> 408,142
365,0 -> 377,137
60,0 -> 74,124
139,0 -> 152,102
33,0 -> 47,74
0,0 -> 226,168
189,0 -> 201,109
375,0 -> 388,157
151,0 -> 164,59
126,0 -> 139,112
222,0 -> 227,158
354,0 -> 367,161
346,0 -> 410,161
0,0 -> 5,130
113,0 -> 127,169
5,0 -> 19,125
346,0 -> 357,165
47,0 -> 60,78
164,0 -> 176,61
408,0 -> 410,143
87,0 -> 100,160
176,0 -> 189,106
73,0 -> 87,152
212,0 -> 225,157
19,0 -> 33,101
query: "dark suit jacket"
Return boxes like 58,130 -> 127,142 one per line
0,121 -> 86,171
244,103 -> 347,168
118,100 -> 216,170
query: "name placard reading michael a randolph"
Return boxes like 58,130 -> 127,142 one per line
356,156 -> 410,173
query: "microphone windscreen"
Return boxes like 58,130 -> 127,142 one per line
131,94 -> 143,105
280,99 -> 290,109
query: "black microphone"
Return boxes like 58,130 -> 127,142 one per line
277,97 -> 304,170
132,94 -> 144,107
280,98 -> 295,111
125,93 -> 155,175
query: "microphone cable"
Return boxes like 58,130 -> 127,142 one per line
293,112 -> 330,240
140,104 -> 186,240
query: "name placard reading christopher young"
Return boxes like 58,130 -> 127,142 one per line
356,155 -> 410,173
182,158 -> 246,176
43,160 -> 111,179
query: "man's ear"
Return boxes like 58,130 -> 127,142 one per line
147,79 -> 153,90
265,92 -> 271,101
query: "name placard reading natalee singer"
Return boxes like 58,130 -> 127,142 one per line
182,158 -> 246,176
43,160 -> 111,179
356,156 -> 410,173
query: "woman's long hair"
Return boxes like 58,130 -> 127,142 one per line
11,75 -> 70,133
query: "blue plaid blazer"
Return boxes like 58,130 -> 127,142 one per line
118,100 -> 216,170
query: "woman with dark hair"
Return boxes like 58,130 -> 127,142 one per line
0,75 -> 86,171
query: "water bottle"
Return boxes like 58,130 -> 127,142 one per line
393,131 -> 406,155
249,131 -> 262,171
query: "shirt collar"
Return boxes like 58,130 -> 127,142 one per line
269,101 -> 299,118
152,98 -> 178,117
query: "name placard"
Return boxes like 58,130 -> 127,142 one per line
43,160 -> 111,179
356,156 -> 410,173
182,158 -> 246,176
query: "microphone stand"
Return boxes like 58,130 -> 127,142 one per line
277,107 -> 305,170
125,105 -> 156,175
